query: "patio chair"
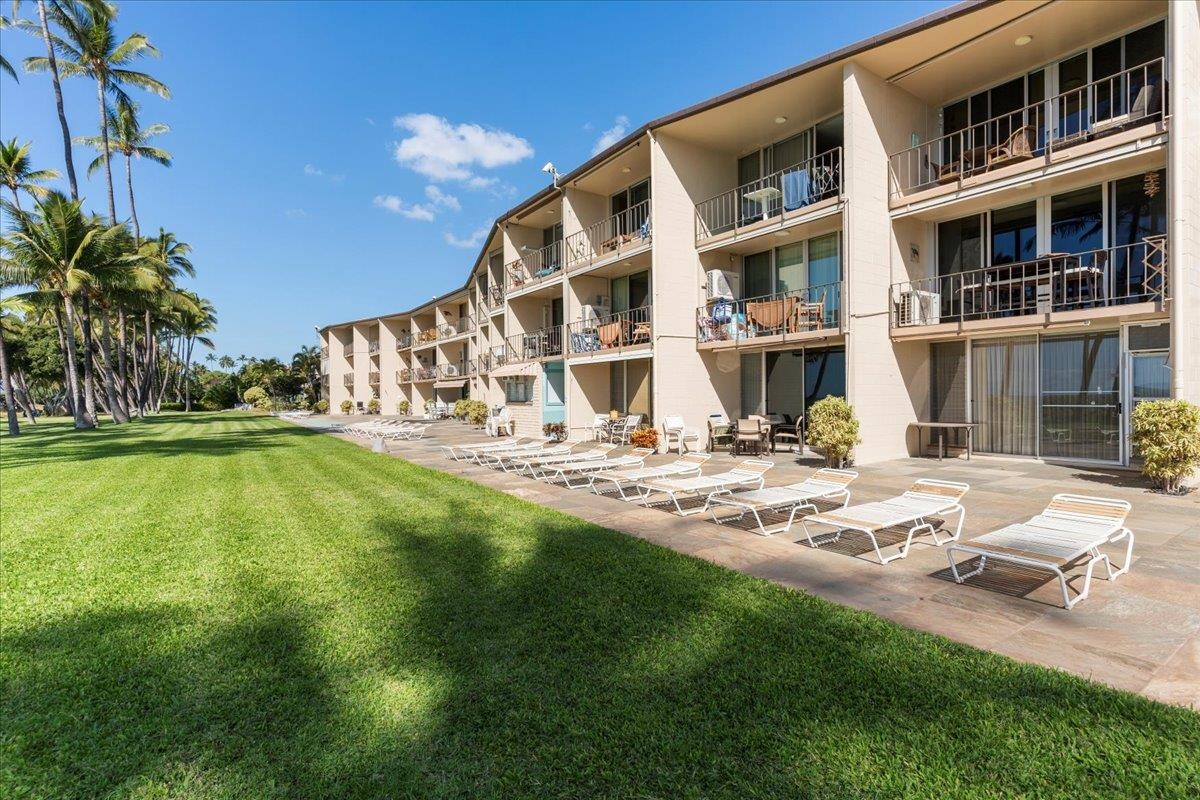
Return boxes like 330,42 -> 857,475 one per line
662,415 -> 701,455
486,407 -> 515,438
536,448 -> 655,487
800,478 -> 970,564
587,453 -> 712,499
466,438 -> 549,465
732,418 -> 764,457
707,415 -> 733,452
1091,82 -> 1159,137
609,414 -> 642,445
704,468 -> 858,536
986,124 -> 1036,167
946,494 -> 1133,609
393,423 -> 431,441
768,414 -> 802,453
584,414 -> 610,442
439,436 -> 540,461
637,459 -> 775,516
508,443 -> 616,477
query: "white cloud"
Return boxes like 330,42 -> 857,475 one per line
283,208 -> 307,218
464,175 -> 499,190
365,117 -> 376,126
591,114 -> 630,155
392,113 -> 533,182
304,163 -> 344,183
373,194 -> 435,222
444,224 -> 491,249
424,185 -> 461,211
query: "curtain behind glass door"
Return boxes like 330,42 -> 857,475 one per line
743,251 -> 773,299
971,336 -> 1038,455
740,354 -> 763,417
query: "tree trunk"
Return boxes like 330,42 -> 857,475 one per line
125,154 -> 140,241
52,307 -> 75,417
61,294 -> 93,429
97,77 -> 117,224
77,294 -> 99,426
12,370 -> 39,421
96,310 -> 129,422
36,0 -> 79,200
117,307 -> 134,415
0,327 -> 20,436
184,337 -> 193,411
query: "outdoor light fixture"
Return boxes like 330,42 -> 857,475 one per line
1014,34 -> 1033,46
541,161 -> 561,186
621,166 -> 631,173
774,116 -> 788,124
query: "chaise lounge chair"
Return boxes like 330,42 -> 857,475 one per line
481,442 -> 578,469
704,468 -> 858,536
587,453 -> 712,498
508,443 -> 616,477
946,494 -> 1133,609
800,478 -> 969,564
439,436 -> 542,461
535,448 -> 655,487
637,459 -> 775,516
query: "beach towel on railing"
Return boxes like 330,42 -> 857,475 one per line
783,167 -> 811,211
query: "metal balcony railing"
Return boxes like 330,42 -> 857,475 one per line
320,346 -> 328,357
476,351 -> 493,373
697,281 -> 842,343
368,371 -> 380,385
342,373 -> 354,387
320,358 -> 329,375
368,340 -> 380,354
564,199 -> 652,270
889,238 -> 1168,329
504,326 -> 563,362
489,284 -> 505,309
695,147 -> 842,241
397,369 -> 412,383
396,333 -> 412,350
342,343 -> 354,357
506,241 -> 564,291
889,59 -> 1167,197
414,329 -> 438,346
437,316 -> 475,339
412,365 -> 437,382
566,305 -> 652,355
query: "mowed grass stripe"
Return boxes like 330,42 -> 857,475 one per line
1,413 -> 1197,800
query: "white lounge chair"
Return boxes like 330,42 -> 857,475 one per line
662,415 -> 701,455
535,448 -> 655,487
484,442 -> 581,470
439,436 -> 543,461
587,453 -> 712,498
704,468 -> 859,536
800,478 -> 969,564
390,423 -> 431,441
947,494 -> 1133,609
508,444 -> 616,477
637,459 -> 775,516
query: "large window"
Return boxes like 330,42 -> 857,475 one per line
990,202 -> 1037,265
744,233 -> 841,297
504,377 -> 533,403
611,271 -> 650,313
1110,169 -> 1167,300
1040,332 -> 1120,462
738,347 -> 845,422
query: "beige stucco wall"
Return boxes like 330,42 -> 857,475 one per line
1170,2 -> 1200,408
567,362 -> 609,437
843,61 -> 929,463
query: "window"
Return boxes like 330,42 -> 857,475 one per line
990,202 -> 1037,265
611,271 -> 650,313
739,347 -> 845,421
504,377 -> 533,403
609,360 -> 652,422
937,214 -> 983,276
1050,186 -> 1103,254
743,234 -> 841,298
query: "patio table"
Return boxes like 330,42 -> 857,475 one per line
911,421 -> 980,461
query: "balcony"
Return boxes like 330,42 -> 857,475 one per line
342,373 -> 354,387
414,329 -> 438,348
412,365 -> 437,382
564,200 -> 652,272
476,350 -> 493,373
437,316 -> 475,340
435,362 -> 470,386
342,343 -> 353,357
889,238 -> 1168,334
320,346 -> 328,358
506,241 -> 563,293
566,305 -> 652,358
889,60 -> 1167,203
368,371 -> 380,386
488,284 -> 505,312
696,281 -> 842,348
396,333 -> 412,350
502,326 -> 563,363
368,340 -> 380,355
695,148 -> 842,243
397,368 -> 412,383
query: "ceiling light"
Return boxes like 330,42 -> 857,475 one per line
774,116 -> 788,124
1014,34 -> 1033,47
621,166 -> 631,174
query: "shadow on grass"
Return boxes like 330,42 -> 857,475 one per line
4,478 -> 1198,798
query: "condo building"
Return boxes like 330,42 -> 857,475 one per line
319,0 -> 1199,468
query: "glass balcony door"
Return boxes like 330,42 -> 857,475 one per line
1039,331 -> 1121,463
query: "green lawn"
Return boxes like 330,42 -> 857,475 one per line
1,414 -> 1197,799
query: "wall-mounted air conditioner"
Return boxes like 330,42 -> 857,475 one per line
897,290 -> 940,326
580,298 -> 612,326
705,269 -> 739,300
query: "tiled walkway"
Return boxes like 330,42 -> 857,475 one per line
305,416 -> 1199,708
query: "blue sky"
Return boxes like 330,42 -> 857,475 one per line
1,0 -> 951,360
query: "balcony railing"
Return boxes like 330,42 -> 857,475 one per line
397,368 -> 412,383
564,200 -> 652,270
414,329 -> 438,346
504,325 -> 563,362
695,147 -> 842,241
889,59 -> 1167,197
412,365 -> 437,382
342,373 -> 354,387
696,281 -> 842,344
368,371 -> 380,385
476,350 -> 493,373
396,333 -> 412,350
342,343 -> 353,357
436,361 -> 469,380
320,358 -> 328,375
320,346 -> 328,358
567,305 -> 652,355
506,241 -> 564,291
889,238 -> 1168,329
489,284 -> 505,309
437,316 -> 475,339
368,340 -> 380,354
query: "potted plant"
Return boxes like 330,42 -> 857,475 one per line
1132,399 -> 1200,494
397,399 -> 411,416
367,397 -> 381,415
314,399 -> 329,414
543,421 -> 568,442
629,425 -> 659,451
805,396 -> 860,468
340,399 -> 353,415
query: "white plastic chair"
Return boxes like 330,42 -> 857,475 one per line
662,415 -> 701,455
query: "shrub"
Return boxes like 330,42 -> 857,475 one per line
543,421 -> 567,442
397,400 -> 411,416
1132,399 -> 1200,494
296,396 -> 311,411
453,399 -> 469,420
806,396 -> 860,468
201,380 -> 239,411
340,399 -> 353,415
242,386 -> 267,407
629,426 -> 659,450
367,397 -> 381,415
314,399 -> 329,414
160,402 -> 185,412
467,400 -> 488,427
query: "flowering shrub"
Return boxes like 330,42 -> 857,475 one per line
397,400 -> 411,415
629,426 -> 659,450
543,422 -> 568,442
367,397 -> 381,415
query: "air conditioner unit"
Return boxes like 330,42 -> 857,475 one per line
580,299 -> 611,326
898,290 -> 940,326
705,269 -> 739,300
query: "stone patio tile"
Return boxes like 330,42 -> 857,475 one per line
1140,638 -> 1200,709
989,627 -> 1159,695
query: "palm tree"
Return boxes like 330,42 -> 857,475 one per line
0,139 -> 61,211
21,0 -> 81,199
30,1 -> 169,224
176,290 -> 215,411
136,228 -> 192,412
1,11 -> 20,83
0,292 -> 32,435
75,100 -> 170,240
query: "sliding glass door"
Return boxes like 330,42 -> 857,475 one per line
739,346 -> 845,422
1039,332 -> 1120,462
971,336 -> 1038,456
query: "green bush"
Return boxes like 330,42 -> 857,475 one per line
1132,399 -> 1200,494
201,380 -> 239,411
453,399 -> 468,420
367,397 -> 381,415
340,399 -> 353,415
467,399 -> 489,427
160,402 -> 185,412
397,400 -> 411,416
242,386 -> 267,407
805,395 -> 860,468
314,399 -> 329,414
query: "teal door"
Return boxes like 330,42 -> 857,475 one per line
542,361 -> 565,425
